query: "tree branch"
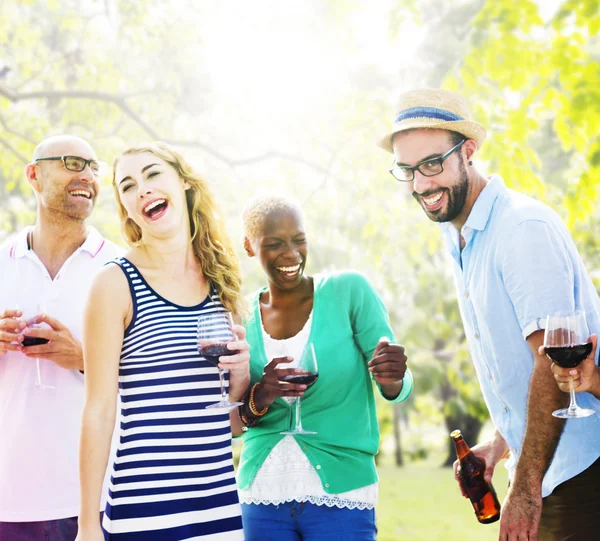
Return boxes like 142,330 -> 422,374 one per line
0,85 -> 332,176
0,112 -> 36,145
0,135 -> 29,163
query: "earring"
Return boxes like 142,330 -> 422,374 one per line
468,160 -> 473,166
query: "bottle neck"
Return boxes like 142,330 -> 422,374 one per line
452,435 -> 472,460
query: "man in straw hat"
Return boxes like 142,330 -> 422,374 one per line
379,88 -> 600,540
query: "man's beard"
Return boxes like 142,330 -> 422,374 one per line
413,157 -> 469,223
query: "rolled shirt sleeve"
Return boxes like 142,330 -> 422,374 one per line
501,219 -> 576,339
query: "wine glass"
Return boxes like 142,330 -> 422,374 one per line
544,310 -> 595,418
16,301 -> 54,390
280,342 -> 319,435
197,311 -> 243,410
275,352 -> 299,407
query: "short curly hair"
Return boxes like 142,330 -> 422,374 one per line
242,194 -> 303,240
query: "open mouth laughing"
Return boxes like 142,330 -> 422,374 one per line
142,198 -> 169,221
419,190 -> 445,211
276,263 -> 301,278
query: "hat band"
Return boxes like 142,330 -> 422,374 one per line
394,107 -> 464,124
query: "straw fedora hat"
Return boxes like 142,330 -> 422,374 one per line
377,88 -> 486,153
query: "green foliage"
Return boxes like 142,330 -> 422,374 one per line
2,0 -> 599,466
448,0 -> 600,229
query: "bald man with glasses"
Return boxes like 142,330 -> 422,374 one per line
0,135 -> 123,540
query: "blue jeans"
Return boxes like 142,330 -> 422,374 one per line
241,502 -> 377,541
0,517 -> 78,541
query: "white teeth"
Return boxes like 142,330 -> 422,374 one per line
69,190 -> 91,199
423,192 -> 443,206
143,199 -> 166,213
277,264 -> 300,273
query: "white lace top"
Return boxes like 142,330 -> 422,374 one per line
238,310 -> 378,509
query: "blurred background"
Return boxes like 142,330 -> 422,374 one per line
1,0 -> 599,539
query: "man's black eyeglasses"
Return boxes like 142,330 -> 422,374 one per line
389,139 -> 466,182
34,156 -> 105,176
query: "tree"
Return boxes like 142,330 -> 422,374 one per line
2,0 -> 598,469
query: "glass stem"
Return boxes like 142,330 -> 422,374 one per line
294,397 -> 303,431
568,379 -> 578,412
218,368 -> 227,400
36,358 -> 42,387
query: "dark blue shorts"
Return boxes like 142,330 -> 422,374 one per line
0,516 -> 78,541
241,501 -> 377,541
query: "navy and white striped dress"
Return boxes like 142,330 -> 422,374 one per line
102,258 -> 244,540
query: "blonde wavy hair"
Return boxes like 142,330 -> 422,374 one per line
112,141 -> 244,315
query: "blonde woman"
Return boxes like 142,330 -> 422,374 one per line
75,142 -> 249,541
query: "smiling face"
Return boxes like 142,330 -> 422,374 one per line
29,136 -> 99,221
115,152 -> 190,240
247,208 -> 308,291
392,128 -> 471,224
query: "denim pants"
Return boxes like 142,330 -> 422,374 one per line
0,517 -> 78,541
241,501 -> 377,541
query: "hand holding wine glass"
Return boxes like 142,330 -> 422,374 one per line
280,342 -> 319,435
16,302 -> 53,389
543,311 -> 595,418
19,311 -> 83,371
198,311 -> 245,409
215,323 -> 251,399
548,333 -> 600,397
253,357 -> 309,410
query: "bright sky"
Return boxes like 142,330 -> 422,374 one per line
200,1 -> 422,146
196,0 -> 567,153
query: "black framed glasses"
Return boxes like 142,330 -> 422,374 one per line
389,139 -> 466,182
34,156 -> 105,176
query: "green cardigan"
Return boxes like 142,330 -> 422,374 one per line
238,271 -> 413,494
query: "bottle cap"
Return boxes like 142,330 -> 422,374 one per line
450,429 -> 462,439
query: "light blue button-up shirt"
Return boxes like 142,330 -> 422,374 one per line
440,175 -> 600,497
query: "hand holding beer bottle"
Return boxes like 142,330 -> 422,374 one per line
451,430 -> 502,524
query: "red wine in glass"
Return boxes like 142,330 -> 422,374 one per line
544,311 -> 595,418
545,343 -> 593,368
22,337 -> 50,347
201,343 -> 239,366
279,373 -> 318,388
15,302 -> 54,389
197,311 -> 243,409
280,343 -> 319,435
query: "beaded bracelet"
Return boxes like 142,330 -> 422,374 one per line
248,382 -> 269,417
238,405 -> 252,431
236,389 -> 253,431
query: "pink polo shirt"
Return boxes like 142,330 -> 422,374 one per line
0,226 -> 123,522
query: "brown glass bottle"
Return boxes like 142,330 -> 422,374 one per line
451,429 -> 501,524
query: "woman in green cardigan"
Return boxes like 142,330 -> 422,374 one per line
235,195 -> 413,540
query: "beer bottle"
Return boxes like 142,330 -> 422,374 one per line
450,429 -> 501,524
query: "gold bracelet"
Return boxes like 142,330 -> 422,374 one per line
249,383 -> 269,417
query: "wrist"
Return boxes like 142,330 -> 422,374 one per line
238,384 -> 269,430
381,380 -> 403,400
508,477 -> 543,500
512,465 -> 543,492
253,383 -> 271,411
249,383 -> 269,416
78,512 -> 101,530
492,431 -> 510,460
591,367 -> 600,398
228,374 -> 250,401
